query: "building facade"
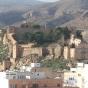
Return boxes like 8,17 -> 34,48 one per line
64,63 -> 88,88
0,64 -> 63,88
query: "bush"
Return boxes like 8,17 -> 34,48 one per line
22,27 -> 71,45
41,58 -> 70,71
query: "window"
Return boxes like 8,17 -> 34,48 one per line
57,84 -> 60,87
78,74 -> 81,76
44,84 -> 47,87
13,76 -> 16,79
20,76 -> 22,79
22,76 -> 24,79
37,74 -> 39,76
32,84 -> 39,88
10,84 -> 13,88
10,84 -> 17,88
69,77 -> 73,80
18,76 -> 19,79
28,84 -> 31,88
14,84 -> 17,88
22,84 -> 26,88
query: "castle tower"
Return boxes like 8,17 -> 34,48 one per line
63,46 -> 69,59
70,48 -> 75,59
69,34 -> 75,45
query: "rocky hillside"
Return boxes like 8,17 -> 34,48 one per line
0,0 -> 45,26
1,0 -> 88,27
24,0 -> 88,28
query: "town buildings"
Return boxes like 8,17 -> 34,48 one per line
0,63 -> 63,88
1,62 -> 87,88
64,63 -> 88,88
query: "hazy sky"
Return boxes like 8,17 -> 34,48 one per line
38,0 -> 59,2
0,0 -> 59,3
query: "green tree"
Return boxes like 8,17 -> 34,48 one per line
76,30 -> 83,40
46,30 -> 54,42
32,24 -> 41,29
22,27 -> 71,45
34,32 -> 44,44
23,32 -> 33,42
63,27 -> 71,40
56,27 -> 71,39
41,58 -> 70,71
0,44 -> 8,62
56,27 -> 71,40
54,27 -> 63,40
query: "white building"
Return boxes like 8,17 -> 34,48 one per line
0,71 -> 27,80
31,63 -> 41,68
64,63 -> 88,88
0,71 -> 27,88
69,34 -> 81,46
20,63 -> 41,71
0,63 -> 47,88
83,64 -> 88,88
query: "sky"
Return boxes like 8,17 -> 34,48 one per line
0,0 -> 60,5
0,0 -> 59,4
38,0 -> 59,2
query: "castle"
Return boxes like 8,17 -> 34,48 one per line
1,26 -> 88,70
2,27 -> 62,69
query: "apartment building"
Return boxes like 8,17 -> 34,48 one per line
0,63 -> 63,88
64,63 -> 88,88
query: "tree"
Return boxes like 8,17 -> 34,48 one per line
63,27 -> 71,40
76,30 -> 83,40
22,27 -> 71,45
32,24 -> 41,29
41,58 -> 70,71
46,30 -> 55,42
0,43 -> 9,62
23,32 -> 33,42
55,27 -> 63,40
33,32 -> 44,44
55,27 -> 71,40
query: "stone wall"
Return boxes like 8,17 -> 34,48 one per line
75,43 -> 88,60
18,44 -> 43,58
63,46 -> 75,60
3,30 -> 18,60
63,47 -> 69,59
47,45 -> 61,58
3,28 -> 62,64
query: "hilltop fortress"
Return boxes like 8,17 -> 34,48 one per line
2,27 -> 61,68
1,26 -> 88,70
